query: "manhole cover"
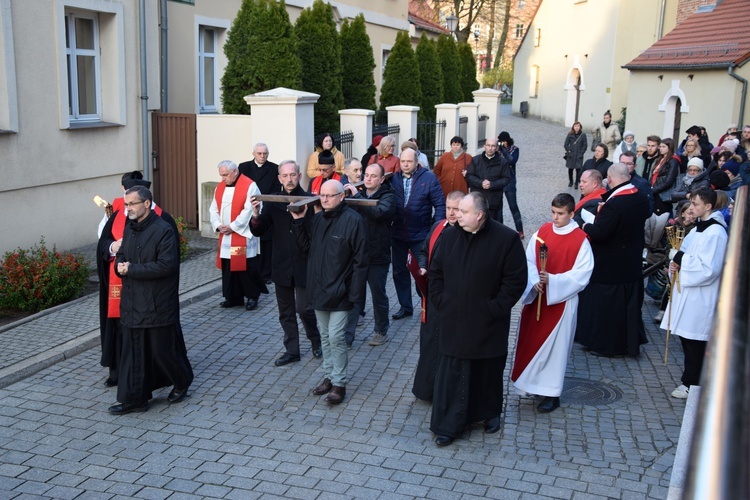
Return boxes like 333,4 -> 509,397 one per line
562,377 -> 623,405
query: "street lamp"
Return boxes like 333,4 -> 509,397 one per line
446,13 -> 458,38
474,27 -> 481,72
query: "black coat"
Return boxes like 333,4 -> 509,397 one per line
583,157 -> 613,179
292,203 -> 368,311
429,220 -> 527,359
350,182 -> 398,265
582,184 -> 650,283
238,160 -> 280,242
564,131 -> 588,170
249,185 -> 314,287
466,153 -> 511,209
651,157 -> 680,202
115,211 -> 180,328
361,145 -> 378,169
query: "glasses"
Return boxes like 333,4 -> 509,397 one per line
319,193 -> 343,199
124,200 -> 146,208
622,161 -> 635,166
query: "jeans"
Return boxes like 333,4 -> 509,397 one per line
275,284 -> 320,356
315,310 -> 349,387
503,175 -> 523,232
345,263 -> 390,343
391,238 -> 425,313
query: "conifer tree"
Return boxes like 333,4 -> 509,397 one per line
436,35 -> 463,104
221,0 -> 301,114
295,0 -> 344,134
379,31 -> 421,111
340,14 -> 376,111
458,43 -> 479,102
415,34 -> 443,120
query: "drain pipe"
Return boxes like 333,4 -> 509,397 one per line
139,0 -> 150,181
160,0 -> 168,112
729,65 -> 747,128
657,0 -> 666,40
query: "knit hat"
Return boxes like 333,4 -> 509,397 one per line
686,157 -> 704,171
721,159 -> 740,176
685,125 -> 702,136
623,130 -> 635,140
497,131 -> 512,143
372,135 -> 383,147
318,150 -> 335,165
722,139 -> 739,153
709,170 -> 731,190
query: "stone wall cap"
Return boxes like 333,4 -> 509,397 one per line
244,87 -> 320,105
338,109 -> 376,116
385,105 -> 420,112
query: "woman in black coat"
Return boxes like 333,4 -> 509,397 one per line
564,121 -> 588,188
650,138 -> 681,216
582,143 -> 613,181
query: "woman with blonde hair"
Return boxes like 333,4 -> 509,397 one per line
368,135 -> 400,173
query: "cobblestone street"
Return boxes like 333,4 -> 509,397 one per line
0,107 -> 685,499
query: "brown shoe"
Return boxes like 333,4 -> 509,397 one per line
325,386 -> 346,405
312,378 -> 332,396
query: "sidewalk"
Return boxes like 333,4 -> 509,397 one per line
0,109 -> 687,499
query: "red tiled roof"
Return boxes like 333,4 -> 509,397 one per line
409,13 -> 449,35
408,0 -> 448,35
624,0 -> 750,70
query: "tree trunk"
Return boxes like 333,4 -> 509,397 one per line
485,0 -> 496,71
493,0 -> 510,69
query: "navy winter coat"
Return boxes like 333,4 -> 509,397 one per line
390,166 -> 446,243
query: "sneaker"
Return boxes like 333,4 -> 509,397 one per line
653,311 -> 665,322
367,333 -> 388,346
671,384 -> 689,399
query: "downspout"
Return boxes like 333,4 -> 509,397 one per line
160,0 -> 168,112
728,65 -> 747,128
139,0 -> 150,181
657,0 -> 666,40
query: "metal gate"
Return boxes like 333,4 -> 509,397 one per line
416,119 -> 446,168
151,113 -> 198,227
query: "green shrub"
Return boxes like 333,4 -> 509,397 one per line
416,34 -> 443,121
458,42 -> 479,101
380,31 -> 421,110
0,239 -> 90,313
437,35 -> 462,104
174,217 -> 190,262
340,14 -> 376,111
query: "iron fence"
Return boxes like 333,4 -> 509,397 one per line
416,119 -> 446,169
478,114 -> 489,148
372,123 -> 400,146
459,116 -> 468,143
331,130 -> 354,159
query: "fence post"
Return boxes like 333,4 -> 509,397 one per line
472,88 -> 503,142
458,102 -> 480,154
244,87 -> 320,186
386,105 -> 420,145
435,104 -> 460,154
339,109 -> 375,161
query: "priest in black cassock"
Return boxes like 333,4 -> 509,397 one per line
575,163 -> 650,357
428,192 -> 527,446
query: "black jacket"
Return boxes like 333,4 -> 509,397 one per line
582,183 -> 650,283
350,182 -> 398,265
249,185 -> 314,287
292,203 -> 368,311
564,131 -> 588,170
429,220 -> 527,359
466,152 -> 511,209
115,211 -> 180,328
238,159 -> 280,241
651,157 -> 680,202
583,157 -> 613,179
361,145 -> 378,169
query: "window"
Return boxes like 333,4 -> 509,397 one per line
534,28 -> 541,47
66,11 -> 101,121
199,26 -> 218,113
530,65 -> 540,98
0,0 -> 19,133
515,24 -> 524,39
382,48 -> 392,80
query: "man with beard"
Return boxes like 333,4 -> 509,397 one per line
575,163 -> 650,357
210,160 -> 268,311
429,192 -> 527,445
639,136 -> 661,179
109,186 -> 193,414
411,190 -> 464,402
250,160 -> 322,366
239,142 -> 280,284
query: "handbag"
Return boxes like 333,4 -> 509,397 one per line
563,152 -> 569,160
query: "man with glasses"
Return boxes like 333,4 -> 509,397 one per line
308,151 -> 341,195
291,181 -> 368,405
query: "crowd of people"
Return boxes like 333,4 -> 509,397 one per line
94,121 -> 742,447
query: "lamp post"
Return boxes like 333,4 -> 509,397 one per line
474,27 -> 480,72
446,13 -> 458,40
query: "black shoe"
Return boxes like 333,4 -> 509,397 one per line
537,396 -> 560,413
168,387 -> 189,404
568,181 -> 573,187
392,308 -> 413,320
108,402 -> 148,415
435,435 -> 453,446
245,298 -> 258,311
311,342 -> 323,359
104,378 -> 118,387
484,416 -> 501,433
274,352 -> 301,366
220,300 -> 242,308
574,184 -> 578,190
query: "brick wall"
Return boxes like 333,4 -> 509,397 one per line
676,0 -> 717,24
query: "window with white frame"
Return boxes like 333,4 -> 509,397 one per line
0,0 -> 19,133
515,24 -> 524,39
198,26 -> 218,113
66,10 -> 102,121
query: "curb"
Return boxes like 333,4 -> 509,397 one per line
0,279 -> 222,389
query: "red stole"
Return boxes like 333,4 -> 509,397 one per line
574,188 -> 606,212
214,174 -> 254,271
310,173 -> 341,195
511,223 -> 587,381
420,221 -> 449,323
107,199 -> 163,318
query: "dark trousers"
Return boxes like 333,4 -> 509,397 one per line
680,337 -> 707,387
259,239 -> 273,281
275,284 -> 320,356
503,175 -> 523,232
391,238 -> 424,313
568,168 -> 582,185
220,257 -> 267,302
345,263 -> 390,343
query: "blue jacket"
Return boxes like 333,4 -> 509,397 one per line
390,166 -> 446,242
